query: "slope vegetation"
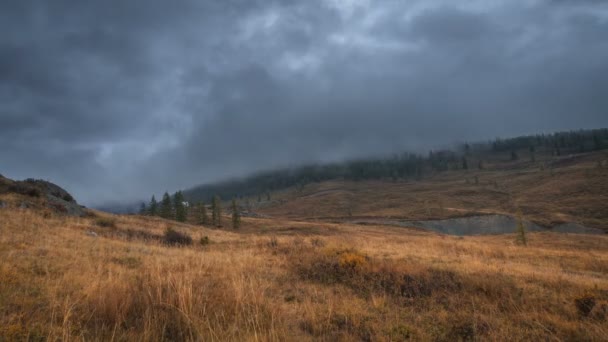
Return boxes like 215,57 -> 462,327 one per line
1,190 -> 608,340
254,151 -> 608,231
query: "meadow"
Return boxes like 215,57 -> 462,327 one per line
1,203 -> 607,341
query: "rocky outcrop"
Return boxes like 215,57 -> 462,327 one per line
0,175 -> 84,216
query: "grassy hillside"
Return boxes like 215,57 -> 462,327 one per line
1,194 -> 608,340
182,129 -> 608,205
251,151 -> 608,230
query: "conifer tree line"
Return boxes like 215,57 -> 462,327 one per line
179,128 -> 608,203
138,190 -> 198,223
139,191 -> 243,229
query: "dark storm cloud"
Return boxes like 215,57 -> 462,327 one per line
1,0 -> 607,205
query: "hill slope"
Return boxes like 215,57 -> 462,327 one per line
2,184 -> 608,340
241,151 -> 608,231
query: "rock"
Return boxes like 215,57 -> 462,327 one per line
0,200 -> 6,208
86,231 -> 98,237
19,202 -> 29,209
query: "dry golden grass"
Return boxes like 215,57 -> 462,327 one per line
1,198 -> 607,341
256,151 -> 608,230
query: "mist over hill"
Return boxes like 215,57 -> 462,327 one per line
176,128 -> 607,204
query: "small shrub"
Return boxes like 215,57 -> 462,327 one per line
293,247 -> 462,300
110,256 -> 141,269
575,294 -> 596,317
163,227 -> 193,246
336,250 -> 368,270
199,236 -> 210,246
388,324 -> 413,340
95,217 -> 117,228
268,237 -> 279,248
311,237 -> 326,247
449,321 -> 476,341
9,183 -> 41,197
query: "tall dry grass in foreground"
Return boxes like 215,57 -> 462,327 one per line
1,206 -> 607,341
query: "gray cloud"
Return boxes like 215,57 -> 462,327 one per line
1,0 -> 607,205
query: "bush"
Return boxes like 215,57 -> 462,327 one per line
311,238 -> 325,248
293,247 -> 461,299
575,294 -> 596,317
95,217 -> 117,228
163,228 -> 193,246
9,183 -> 41,197
199,236 -> 210,246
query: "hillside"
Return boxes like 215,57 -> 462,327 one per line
182,128 -> 608,205
252,151 -> 608,231
2,187 -> 608,340
2,130 -> 608,340
0,174 -> 84,216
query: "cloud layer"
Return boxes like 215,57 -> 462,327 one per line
1,0 -> 607,205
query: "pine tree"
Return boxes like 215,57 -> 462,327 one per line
511,150 -> 519,161
139,202 -> 147,215
160,192 -> 172,219
173,191 -> 187,222
529,146 -> 536,162
198,202 -> 209,225
148,195 -> 158,216
212,195 -> 222,227
231,198 -> 241,229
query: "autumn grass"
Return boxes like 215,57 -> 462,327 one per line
1,204 -> 607,341
256,151 -> 608,230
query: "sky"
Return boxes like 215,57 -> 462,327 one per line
1,0 -> 607,206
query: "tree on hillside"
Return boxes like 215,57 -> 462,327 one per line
462,157 -> 468,170
198,202 -> 209,225
529,146 -> 536,162
139,202 -> 147,215
593,135 -> 603,151
148,195 -> 158,216
231,198 -> 241,229
515,210 -> 527,246
212,195 -> 222,227
511,150 -> 519,161
173,191 -> 187,222
160,192 -> 173,219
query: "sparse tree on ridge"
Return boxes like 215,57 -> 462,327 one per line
148,195 -> 158,216
515,210 -> 527,246
529,146 -> 536,162
139,202 -> 147,215
174,191 -> 187,222
212,195 -> 222,227
231,198 -> 241,229
160,192 -> 173,219
511,150 -> 519,161
198,202 -> 209,225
